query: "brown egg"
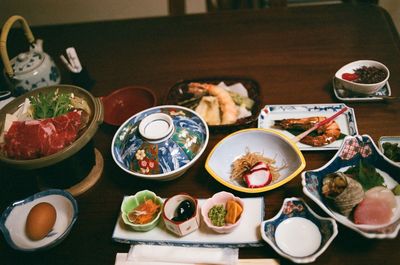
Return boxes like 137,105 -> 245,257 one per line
25,202 -> 57,241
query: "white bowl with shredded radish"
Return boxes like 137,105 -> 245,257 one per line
205,128 -> 306,193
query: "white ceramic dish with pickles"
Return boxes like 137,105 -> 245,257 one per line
334,60 -> 389,95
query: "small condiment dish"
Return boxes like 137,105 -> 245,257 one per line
120,190 -> 163,232
334,60 -> 389,95
260,197 -> 338,264
162,193 -> 200,237
378,136 -> 400,165
0,189 -> 78,251
201,191 -> 244,234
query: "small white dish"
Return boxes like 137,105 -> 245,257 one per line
258,103 -> 358,151
0,189 -> 78,251
260,197 -> 337,263
334,60 -> 389,95
333,78 -> 392,102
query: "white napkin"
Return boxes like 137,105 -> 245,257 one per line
115,245 -> 238,265
0,97 -> 14,110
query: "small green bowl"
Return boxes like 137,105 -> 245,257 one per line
120,190 -> 163,232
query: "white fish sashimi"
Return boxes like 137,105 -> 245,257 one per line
365,186 -> 397,210
354,186 -> 397,225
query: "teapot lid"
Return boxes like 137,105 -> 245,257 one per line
9,51 -> 45,76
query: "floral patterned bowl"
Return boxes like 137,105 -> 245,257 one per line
302,135 -> 400,238
260,197 -> 338,264
111,105 -> 209,181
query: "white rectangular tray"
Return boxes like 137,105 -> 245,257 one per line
258,103 -> 358,151
112,197 -> 264,247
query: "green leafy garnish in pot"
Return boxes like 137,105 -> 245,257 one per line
344,160 -> 385,190
29,90 -> 72,119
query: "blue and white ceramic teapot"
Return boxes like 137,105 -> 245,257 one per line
0,15 -> 60,95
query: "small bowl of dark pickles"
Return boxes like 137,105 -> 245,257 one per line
162,193 -> 200,236
335,60 -> 389,95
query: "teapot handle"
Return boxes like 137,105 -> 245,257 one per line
0,15 -> 35,78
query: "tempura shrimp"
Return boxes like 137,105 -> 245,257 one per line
275,116 -> 341,147
188,82 -> 238,124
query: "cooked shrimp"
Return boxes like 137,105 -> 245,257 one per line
275,116 -> 341,147
188,82 -> 238,124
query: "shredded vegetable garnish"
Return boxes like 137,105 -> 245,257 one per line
231,148 -> 286,184
127,199 -> 160,224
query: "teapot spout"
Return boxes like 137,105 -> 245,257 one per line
32,39 -> 43,52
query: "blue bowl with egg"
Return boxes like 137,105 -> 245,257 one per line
0,189 -> 78,251
260,197 -> 337,264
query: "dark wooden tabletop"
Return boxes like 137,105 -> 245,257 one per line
1,3 -> 400,265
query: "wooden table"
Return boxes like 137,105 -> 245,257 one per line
1,3 -> 399,265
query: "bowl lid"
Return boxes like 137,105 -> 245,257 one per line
112,105 -> 208,176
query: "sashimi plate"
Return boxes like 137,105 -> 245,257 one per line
258,103 -> 358,151
302,135 -> 400,238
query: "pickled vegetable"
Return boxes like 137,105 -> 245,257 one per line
208,205 -> 227,227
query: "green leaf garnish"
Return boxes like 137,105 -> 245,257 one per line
344,160 -> 385,190
29,90 -> 72,119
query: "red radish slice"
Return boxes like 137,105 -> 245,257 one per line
244,168 -> 272,188
251,161 -> 269,171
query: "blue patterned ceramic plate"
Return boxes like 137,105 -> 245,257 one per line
0,189 -> 78,251
258,103 -> 358,151
260,197 -> 337,263
112,105 -> 209,181
333,78 -> 392,102
302,135 -> 400,238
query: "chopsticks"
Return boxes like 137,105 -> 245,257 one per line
291,106 -> 348,143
